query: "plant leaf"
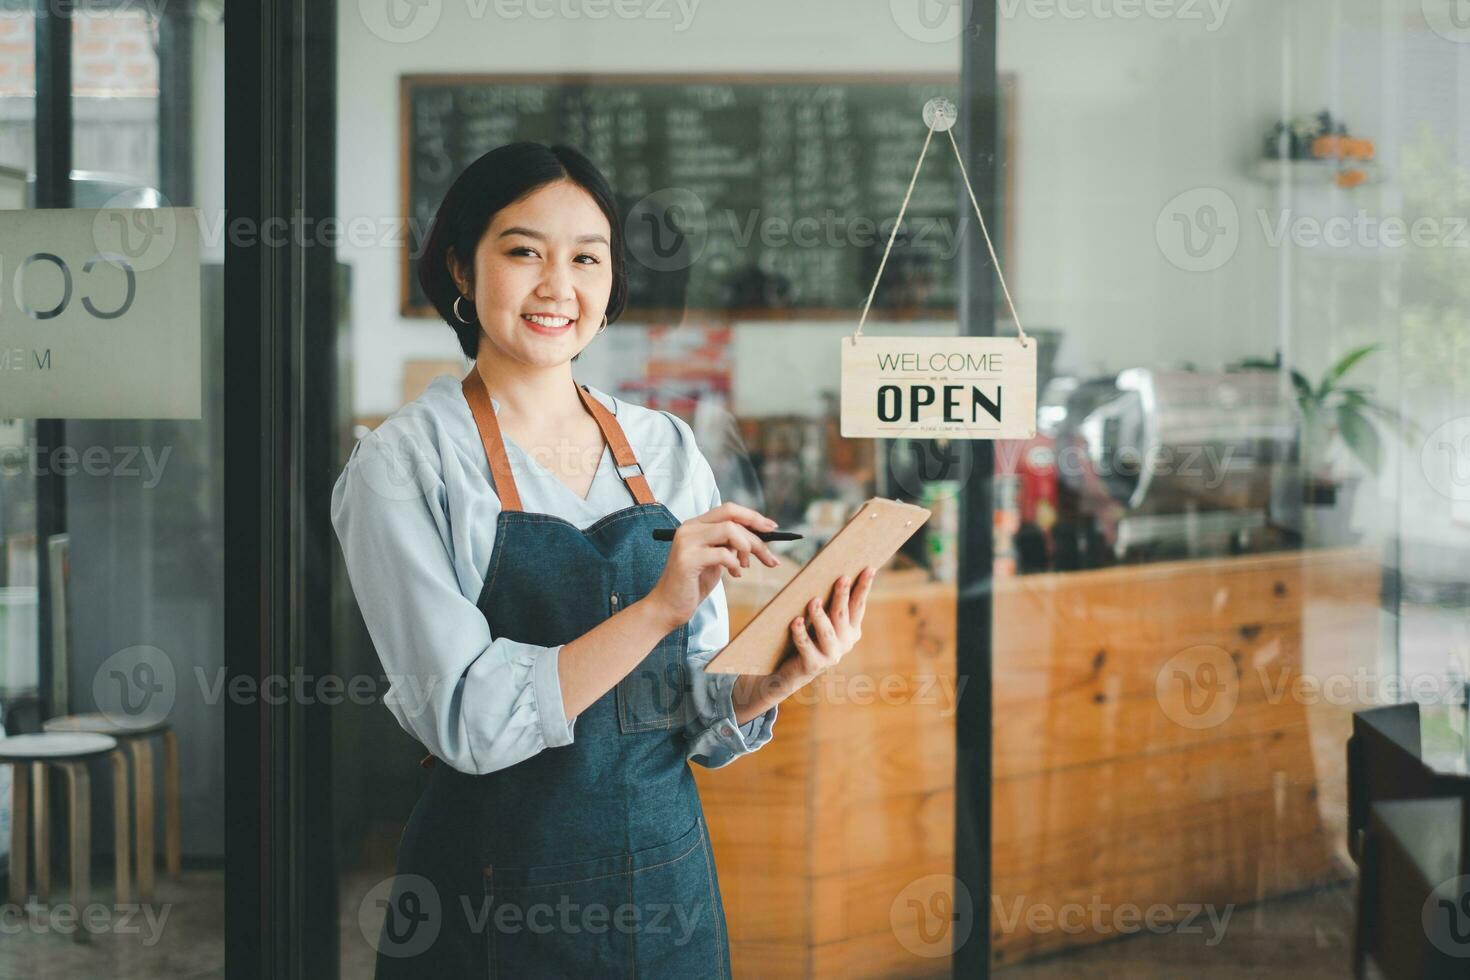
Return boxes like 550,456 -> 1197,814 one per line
1359,397 -> 1421,444
1337,403 -> 1382,476
1320,343 -> 1381,397
1290,369 -> 1316,407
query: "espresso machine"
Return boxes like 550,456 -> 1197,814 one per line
1058,368 -> 1299,562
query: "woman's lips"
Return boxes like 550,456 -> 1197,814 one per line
521,314 -> 574,336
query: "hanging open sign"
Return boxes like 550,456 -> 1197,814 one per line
839,98 -> 1036,441
840,335 -> 1036,439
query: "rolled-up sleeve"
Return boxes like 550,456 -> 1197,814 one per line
679,448 -> 779,769
330,429 -> 573,775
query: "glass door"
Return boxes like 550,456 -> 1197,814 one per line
990,1 -> 1468,976
322,2 -> 1470,978
329,2 -> 990,976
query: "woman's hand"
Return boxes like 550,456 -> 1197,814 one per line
779,566 -> 878,685
646,502 -> 782,631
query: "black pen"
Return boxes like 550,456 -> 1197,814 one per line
651,528 -> 803,542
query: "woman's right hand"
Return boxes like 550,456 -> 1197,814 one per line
646,502 -> 782,630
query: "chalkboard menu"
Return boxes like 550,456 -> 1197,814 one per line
400,74 -> 1014,321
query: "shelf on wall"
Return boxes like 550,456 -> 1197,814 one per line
1250,157 -> 1387,188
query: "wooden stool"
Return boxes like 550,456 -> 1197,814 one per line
0,733 -> 129,940
43,714 -> 179,901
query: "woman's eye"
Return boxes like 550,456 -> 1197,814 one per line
507,247 -> 598,265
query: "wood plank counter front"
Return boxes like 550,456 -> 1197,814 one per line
695,547 -> 1381,976
991,547 -> 1379,966
693,565 -> 959,978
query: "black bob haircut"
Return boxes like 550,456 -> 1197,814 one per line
417,141 -> 628,361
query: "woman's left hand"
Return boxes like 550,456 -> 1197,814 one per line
781,566 -> 878,684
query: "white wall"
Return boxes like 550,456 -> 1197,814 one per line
337,0 -> 1443,418
338,0 -> 970,418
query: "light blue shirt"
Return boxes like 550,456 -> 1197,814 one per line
330,374 -> 777,775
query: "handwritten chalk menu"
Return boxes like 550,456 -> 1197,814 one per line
400,74 -> 1014,320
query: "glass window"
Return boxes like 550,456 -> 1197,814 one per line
0,2 -> 225,972
0,2 -> 37,733
71,3 -> 160,188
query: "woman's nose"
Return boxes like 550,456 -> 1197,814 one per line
536,262 -> 574,302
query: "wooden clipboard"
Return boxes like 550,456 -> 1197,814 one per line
704,497 -> 932,676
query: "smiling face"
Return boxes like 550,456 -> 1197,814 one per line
450,179 -> 614,369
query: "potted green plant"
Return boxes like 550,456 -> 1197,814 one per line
1289,343 -> 1415,540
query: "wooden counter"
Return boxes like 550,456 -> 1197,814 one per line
990,546 -> 1380,966
694,547 -> 1381,975
693,564 -> 958,978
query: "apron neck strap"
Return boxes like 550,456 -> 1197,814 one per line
461,366 -> 524,512
572,380 -> 657,506
460,368 -> 657,511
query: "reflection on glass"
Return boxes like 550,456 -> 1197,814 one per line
0,9 -> 40,956
0,3 -> 226,975
329,3 -> 1469,978
338,7 -> 971,973
992,3 -> 1468,976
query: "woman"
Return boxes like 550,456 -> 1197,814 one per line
332,141 -> 877,977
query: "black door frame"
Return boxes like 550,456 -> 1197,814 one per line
957,2 -> 999,974
225,0 -> 338,977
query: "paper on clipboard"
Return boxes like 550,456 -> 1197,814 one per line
704,497 -> 932,676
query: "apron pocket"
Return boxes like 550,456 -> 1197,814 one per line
483,852 -> 635,978
629,818 -> 728,979
482,821 -> 708,978
616,591 -> 690,734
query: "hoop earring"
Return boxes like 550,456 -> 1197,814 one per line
596,315 -> 608,334
453,295 -> 475,325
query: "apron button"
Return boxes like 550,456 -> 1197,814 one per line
610,594 -> 619,606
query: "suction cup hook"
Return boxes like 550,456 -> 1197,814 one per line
922,97 -> 958,132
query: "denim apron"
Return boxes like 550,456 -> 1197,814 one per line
374,370 -> 730,979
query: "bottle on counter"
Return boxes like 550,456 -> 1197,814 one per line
920,480 -> 961,583
992,470 -> 1020,580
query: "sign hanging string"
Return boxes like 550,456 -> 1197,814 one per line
851,101 -> 1029,349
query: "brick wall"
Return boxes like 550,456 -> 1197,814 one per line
0,11 -> 33,97
0,9 -> 158,98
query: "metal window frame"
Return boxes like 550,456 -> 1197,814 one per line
32,0 -> 75,736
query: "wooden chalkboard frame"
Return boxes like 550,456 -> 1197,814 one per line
399,72 -> 1017,324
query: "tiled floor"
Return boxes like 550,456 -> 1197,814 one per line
0,868 -> 1352,978
993,884 -> 1356,979
0,870 -> 224,979
344,868 -> 1355,979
